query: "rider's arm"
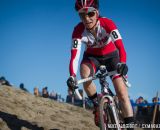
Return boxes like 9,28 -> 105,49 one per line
69,23 -> 84,77
107,19 -> 127,63
69,39 -> 82,77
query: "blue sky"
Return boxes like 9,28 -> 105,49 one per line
0,0 -> 160,102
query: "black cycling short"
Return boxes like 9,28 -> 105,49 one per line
81,50 -> 120,79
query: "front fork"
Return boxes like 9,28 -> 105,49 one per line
100,95 -> 121,130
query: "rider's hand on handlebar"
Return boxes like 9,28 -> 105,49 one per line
117,63 -> 128,75
67,76 -> 77,91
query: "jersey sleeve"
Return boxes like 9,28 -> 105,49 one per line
69,39 -> 82,77
69,23 -> 84,77
106,19 -> 127,63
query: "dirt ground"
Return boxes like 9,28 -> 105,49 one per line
0,85 -> 99,130
0,85 -> 147,130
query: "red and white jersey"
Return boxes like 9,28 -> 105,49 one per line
69,17 -> 126,77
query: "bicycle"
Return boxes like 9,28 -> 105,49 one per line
71,65 -> 131,130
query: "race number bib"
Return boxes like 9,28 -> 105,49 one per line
71,39 -> 81,49
110,29 -> 122,42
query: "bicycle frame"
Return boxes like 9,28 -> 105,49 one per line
72,65 -> 130,130
74,69 -> 131,100
98,66 -> 121,130
74,66 -> 117,100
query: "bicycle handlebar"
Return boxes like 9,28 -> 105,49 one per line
77,76 -> 94,85
74,70 -> 131,100
74,70 -> 117,100
76,70 -> 117,86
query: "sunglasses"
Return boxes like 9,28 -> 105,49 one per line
79,11 -> 96,19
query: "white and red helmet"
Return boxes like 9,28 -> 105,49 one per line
75,0 -> 99,13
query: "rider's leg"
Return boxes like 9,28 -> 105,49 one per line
80,55 -> 100,105
80,62 -> 100,126
113,77 -> 133,117
113,76 -> 134,129
80,63 -> 96,97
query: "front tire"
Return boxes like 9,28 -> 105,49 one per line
99,96 -> 121,130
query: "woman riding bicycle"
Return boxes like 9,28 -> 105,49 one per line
67,0 -> 134,129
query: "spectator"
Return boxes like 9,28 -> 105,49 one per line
19,83 -> 28,92
0,76 -> 12,86
57,93 -> 63,102
61,98 -> 65,102
136,96 -> 149,123
42,86 -> 49,98
136,96 -> 147,114
34,87 -> 40,96
66,89 -> 83,107
152,97 -> 160,103
66,89 -> 73,104
49,91 -> 58,100
74,89 -> 83,107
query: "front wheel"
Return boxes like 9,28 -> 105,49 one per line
99,96 -> 121,130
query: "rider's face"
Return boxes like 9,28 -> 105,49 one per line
79,10 -> 98,30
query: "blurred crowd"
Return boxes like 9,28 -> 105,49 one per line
66,89 -> 94,109
33,86 -> 65,102
132,96 -> 160,124
65,89 -> 160,124
0,76 -> 159,124
0,76 -> 65,102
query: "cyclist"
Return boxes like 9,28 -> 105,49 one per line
67,0 -> 134,129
